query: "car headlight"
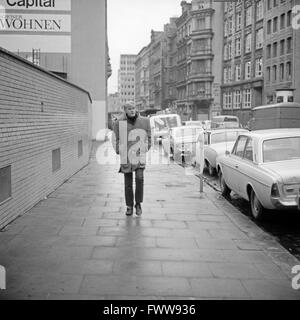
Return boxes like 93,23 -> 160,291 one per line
271,183 -> 280,198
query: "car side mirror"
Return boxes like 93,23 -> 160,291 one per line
225,150 -> 230,156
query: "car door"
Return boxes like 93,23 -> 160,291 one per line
222,135 -> 248,193
235,137 -> 255,199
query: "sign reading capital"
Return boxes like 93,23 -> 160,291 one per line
0,0 -> 70,11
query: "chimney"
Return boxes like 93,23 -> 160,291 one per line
180,1 -> 188,13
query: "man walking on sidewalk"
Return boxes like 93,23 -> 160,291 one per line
112,102 -> 152,216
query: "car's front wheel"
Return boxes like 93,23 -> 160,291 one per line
250,189 -> 265,221
208,162 -> 215,176
219,171 -> 231,197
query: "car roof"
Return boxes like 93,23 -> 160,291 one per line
253,102 -> 300,111
173,125 -> 202,130
243,128 -> 300,139
150,114 -> 179,118
207,128 -> 248,133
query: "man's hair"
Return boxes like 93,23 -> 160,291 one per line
123,101 -> 135,110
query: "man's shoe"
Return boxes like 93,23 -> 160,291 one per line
135,203 -> 142,216
125,206 -> 133,216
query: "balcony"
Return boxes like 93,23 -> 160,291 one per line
191,29 -> 213,37
188,92 -> 212,101
187,71 -> 213,82
191,48 -> 212,55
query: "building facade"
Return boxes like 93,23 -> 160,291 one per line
135,45 -> 150,111
0,0 -> 109,138
221,0 -> 265,125
148,30 -> 164,109
175,0 -> 223,122
163,18 -> 178,111
118,54 -> 136,106
263,0 -> 300,104
107,92 -> 121,113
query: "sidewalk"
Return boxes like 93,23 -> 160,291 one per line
0,141 -> 300,300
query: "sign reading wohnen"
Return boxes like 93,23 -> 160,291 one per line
0,0 -> 71,52
0,0 -> 71,32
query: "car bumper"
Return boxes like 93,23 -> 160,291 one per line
271,196 -> 300,211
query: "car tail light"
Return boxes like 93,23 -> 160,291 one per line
271,183 -> 280,197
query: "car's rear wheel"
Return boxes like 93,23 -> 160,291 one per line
250,189 -> 265,221
219,171 -> 231,197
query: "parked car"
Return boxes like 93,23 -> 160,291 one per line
211,115 -> 240,129
185,120 -> 203,127
196,128 -> 248,175
162,126 -> 203,163
217,129 -> 300,220
150,113 -> 181,144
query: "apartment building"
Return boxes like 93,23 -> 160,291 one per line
118,54 -> 136,105
221,0 -> 265,125
135,45 -> 151,111
175,0 -> 223,122
162,18 -> 178,110
264,0 -> 300,104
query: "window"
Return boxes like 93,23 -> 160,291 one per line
256,1 -> 263,21
267,0 -> 272,10
196,18 -> 205,30
233,90 -> 241,109
280,39 -> 285,55
243,89 -> 251,108
228,16 -> 233,35
78,140 -> 83,158
223,92 -> 233,110
236,12 -> 242,31
273,42 -> 278,57
287,37 -> 292,53
273,0 -> 278,7
280,14 -> 285,30
244,139 -> 254,161
0,165 -> 12,204
244,61 -> 251,79
286,61 -> 292,79
280,63 -> 284,81
235,37 -> 241,56
233,136 -> 248,157
267,20 -> 272,34
266,66 -> 271,81
235,64 -> 241,81
228,41 -> 232,59
267,44 -> 271,58
287,10 -> 292,27
256,28 -> 263,49
273,17 -> 278,32
245,6 -> 252,26
272,65 -> 277,81
255,58 -> 263,77
245,33 -> 252,53
52,148 -> 61,172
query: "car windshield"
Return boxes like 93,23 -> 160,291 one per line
210,131 -> 241,144
263,137 -> 300,162
175,127 -> 201,138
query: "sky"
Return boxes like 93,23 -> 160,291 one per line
107,0 -> 182,94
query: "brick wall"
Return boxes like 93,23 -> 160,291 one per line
0,48 -> 92,229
